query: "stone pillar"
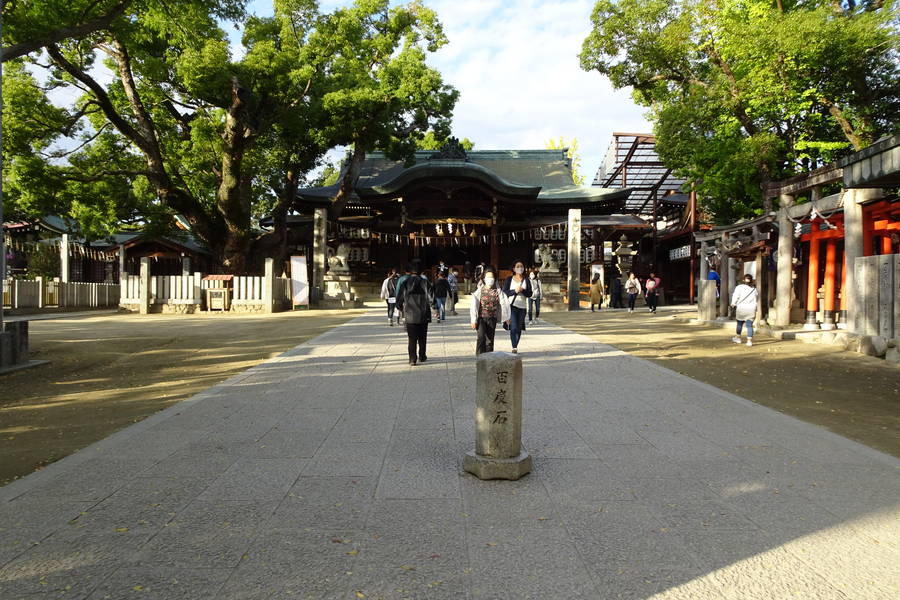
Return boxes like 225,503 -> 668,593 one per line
698,280 -> 717,321
263,257 -> 275,313
567,209 -> 581,311
699,243 -> 709,283
3,321 -> 28,365
845,188 -> 883,332
181,257 -> 191,277
119,246 -> 126,282
755,251 -> 766,324
718,238 -> 730,318
37,277 -> 45,309
312,207 -> 327,304
60,233 -> 70,283
139,257 -> 151,315
463,351 -> 532,481
774,193 -> 795,327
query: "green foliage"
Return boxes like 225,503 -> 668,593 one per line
26,244 -> 62,280
545,137 -> 586,185
415,131 -> 474,151
3,0 -> 459,271
581,0 -> 900,224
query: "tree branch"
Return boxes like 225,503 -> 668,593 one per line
2,1 -> 131,62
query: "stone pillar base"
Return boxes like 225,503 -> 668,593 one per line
464,451 -> 532,481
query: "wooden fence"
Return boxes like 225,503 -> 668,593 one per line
2,278 -> 120,309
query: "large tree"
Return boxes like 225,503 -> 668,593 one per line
580,0 -> 899,223
3,0 -> 458,272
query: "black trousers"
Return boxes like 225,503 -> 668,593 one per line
646,291 -> 659,311
406,322 -> 428,360
476,317 -> 497,355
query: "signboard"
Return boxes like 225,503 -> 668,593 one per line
669,245 -> 691,261
290,255 -> 309,308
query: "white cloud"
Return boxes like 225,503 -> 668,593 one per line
242,1 -> 650,179
422,0 -> 650,180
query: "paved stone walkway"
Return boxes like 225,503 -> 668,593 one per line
1,309 -> 898,599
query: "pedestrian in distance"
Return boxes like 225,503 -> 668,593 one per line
394,266 -> 413,325
502,260 -> 532,354
470,266 -> 511,355
447,268 -> 460,315
731,274 -> 759,347
645,272 -> 661,313
589,272 -> 604,312
527,269 -> 542,325
379,268 -> 399,326
433,271 -> 450,322
395,263 -> 435,365
624,272 -> 640,312
609,275 -> 623,308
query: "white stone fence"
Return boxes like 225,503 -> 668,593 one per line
2,278 -> 120,309
119,258 -> 291,314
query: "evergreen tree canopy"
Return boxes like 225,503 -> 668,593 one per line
581,0 -> 899,223
2,0 -> 459,272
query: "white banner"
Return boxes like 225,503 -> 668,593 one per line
290,255 -> 309,307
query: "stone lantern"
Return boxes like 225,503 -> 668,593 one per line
614,235 -> 637,307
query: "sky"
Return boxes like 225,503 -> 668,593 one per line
240,0 -> 651,183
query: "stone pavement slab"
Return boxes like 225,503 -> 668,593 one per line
1,309 -> 898,599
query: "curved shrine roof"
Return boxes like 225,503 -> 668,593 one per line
295,149 -> 631,208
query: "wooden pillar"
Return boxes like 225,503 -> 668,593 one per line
881,235 -> 893,255
60,233 -> 70,283
838,251 -> 847,328
139,257 -> 151,315
822,239 -> 837,330
754,251 -> 766,323
774,193 -> 795,327
804,233 -> 821,329
490,198 -> 499,268
312,207 -> 327,304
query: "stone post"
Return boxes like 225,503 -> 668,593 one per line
718,237 -> 730,318
567,209 -> 582,311
139,257 -> 151,315
60,233 -> 70,283
699,243 -> 709,285
312,207 -> 327,304
774,193 -> 794,327
37,277 -> 45,309
846,188 -> 882,333
463,351 -> 532,481
181,257 -> 191,277
119,245 -> 126,282
263,257 -> 275,313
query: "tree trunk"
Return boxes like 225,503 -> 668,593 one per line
330,145 -> 367,218
216,77 -> 257,273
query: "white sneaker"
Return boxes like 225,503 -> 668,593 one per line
746,339 -> 753,347
732,336 -> 741,344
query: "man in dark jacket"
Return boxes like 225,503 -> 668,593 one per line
396,263 -> 435,365
433,272 -> 450,321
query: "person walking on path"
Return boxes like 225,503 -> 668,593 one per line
394,266 -> 413,325
433,271 -> 450,322
396,263 -> 435,365
470,266 -> 511,354
731,274 -> 759,347
609,276 -> 623,308
624,272 -> 641,312
379,268 -> 399,326
527,269 -> 542,325
589,273 -> 604,312
645,272 -> 661,313
502,260 -> 532,354
447,268 -> 460,315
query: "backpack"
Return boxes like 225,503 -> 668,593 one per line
387,277 -> 397,297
